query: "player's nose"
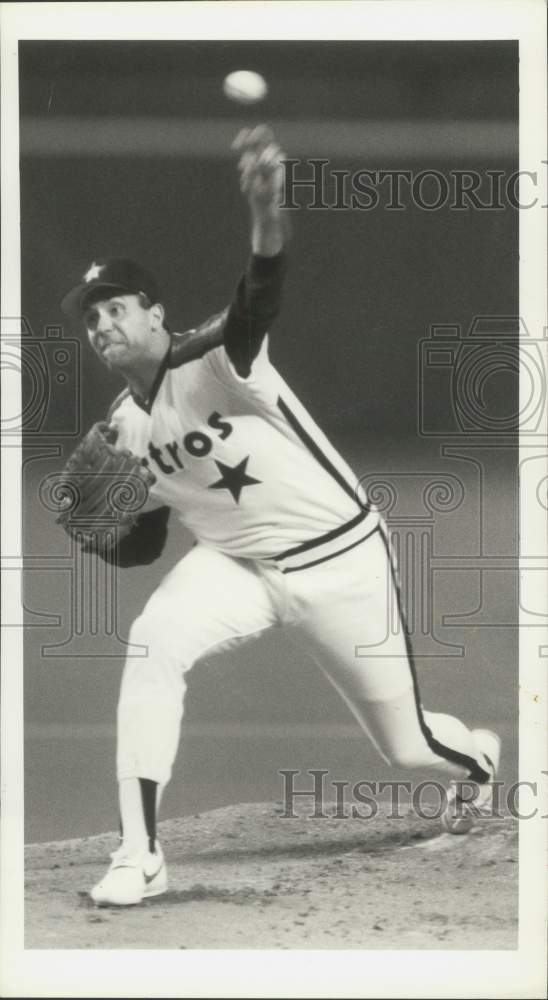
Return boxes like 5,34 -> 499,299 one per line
95,310 -> 114,334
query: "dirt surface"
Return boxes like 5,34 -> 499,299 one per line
25,801 -> 518,950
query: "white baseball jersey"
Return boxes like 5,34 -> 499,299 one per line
109,336 -> 378,565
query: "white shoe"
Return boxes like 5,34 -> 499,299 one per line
441,729 -> 501,835
90,841 -> 167,906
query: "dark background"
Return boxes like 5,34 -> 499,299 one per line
20,41 -> 519,842
19,40 -> 519,433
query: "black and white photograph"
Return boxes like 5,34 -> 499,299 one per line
1,1 -> 546,997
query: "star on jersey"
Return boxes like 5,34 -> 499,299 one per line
207,457 -> 261,503
84,262 -> 104,282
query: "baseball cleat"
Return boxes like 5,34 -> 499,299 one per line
90,841 -> 167,906
441,729 -> 501,835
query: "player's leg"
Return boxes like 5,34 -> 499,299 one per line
283,523 -> 497,784
91,544 -> 277,905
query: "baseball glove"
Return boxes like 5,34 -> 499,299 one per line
54,422 -> 156,551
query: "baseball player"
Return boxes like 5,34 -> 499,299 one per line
59,125 -> 500,907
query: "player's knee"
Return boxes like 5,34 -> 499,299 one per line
128,612 -> 193,667
128,612 -> 158,649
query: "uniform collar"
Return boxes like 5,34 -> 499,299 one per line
130,344 -> 172,414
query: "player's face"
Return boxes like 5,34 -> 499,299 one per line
84,294 -> 162,370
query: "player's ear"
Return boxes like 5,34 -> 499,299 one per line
149,302 -> 165,330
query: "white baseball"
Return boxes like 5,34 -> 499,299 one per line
223,70 -> 268,105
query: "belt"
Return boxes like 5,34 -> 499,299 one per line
271,507 -> 380,574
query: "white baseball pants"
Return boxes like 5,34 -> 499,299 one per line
116,523 -> 490,786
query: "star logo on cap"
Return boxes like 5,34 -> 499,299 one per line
84,262 -> 104,283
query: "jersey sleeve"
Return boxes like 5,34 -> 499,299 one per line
223,251 -> 286,378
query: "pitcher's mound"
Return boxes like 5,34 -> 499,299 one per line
25,801 -> 518,949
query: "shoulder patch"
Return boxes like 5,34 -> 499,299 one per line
169,308 -> 228,369
106,387 -> 131,423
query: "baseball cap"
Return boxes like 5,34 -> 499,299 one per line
61,258 -> 161,319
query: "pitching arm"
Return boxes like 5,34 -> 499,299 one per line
170,126 -> 288,375
224,125 -> 288,377
223,251 -> 286,378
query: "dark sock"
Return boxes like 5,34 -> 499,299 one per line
139,778 -> 158,853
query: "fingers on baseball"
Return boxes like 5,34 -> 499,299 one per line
257,143 -> 282,169
232,124 -> 276,154
238,143 -> 284,193
232,127 -> 252,151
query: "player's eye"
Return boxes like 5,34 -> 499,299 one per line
85,311 -> 98,330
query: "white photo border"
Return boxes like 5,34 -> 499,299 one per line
1,2 -> 546,998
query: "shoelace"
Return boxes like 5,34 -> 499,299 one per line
108,846 -> 144,867
108,844 -> 162,870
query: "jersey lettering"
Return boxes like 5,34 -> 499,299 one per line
208,411 -> 233,440
166,441 -> 184,469
184,431 -> 212,457
149,441 -> 175,475
145,413 -> 234,476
